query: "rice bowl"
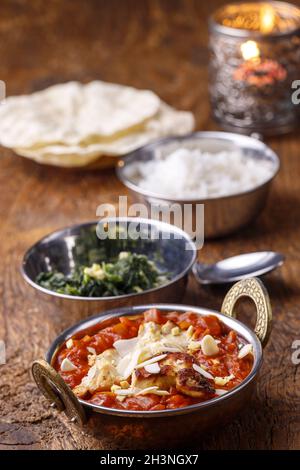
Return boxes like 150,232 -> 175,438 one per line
117,131 -> 280,238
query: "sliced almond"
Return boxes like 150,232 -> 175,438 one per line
136,387 -> 170,396
162,346 -> 183,353
186,325 -> 194,338
215,389 -> 228,396
114,388 -> 137,396
238,344 -> 253,359
61,357 -> 77,372
135,354 -> 167,370
192,363 -> 214,380
201,335 -> 219,356
144,362 -> 160,374
117,348 -> 141,379
87,346 -> 97,355
113,337 -> 139,357
136,386 -> 159,395
151,390 -> 170,396
214,374 -> 235,386
66,338 -> 74,349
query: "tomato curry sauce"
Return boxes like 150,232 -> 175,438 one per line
54,309 -> 254,412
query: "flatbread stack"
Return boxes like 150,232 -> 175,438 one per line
0,81 -> 195,168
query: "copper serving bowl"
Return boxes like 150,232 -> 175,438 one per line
32,277 -> 272,449
21,217 -> 196,317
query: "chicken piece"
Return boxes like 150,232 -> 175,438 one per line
176,368 -> 214,397
132,352 -> 214,398
131,368 -> 175,391
73,348 -> 119,397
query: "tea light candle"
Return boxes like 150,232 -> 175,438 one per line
209,1 -> 300,135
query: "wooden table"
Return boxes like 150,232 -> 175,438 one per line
0,0 -> 299,450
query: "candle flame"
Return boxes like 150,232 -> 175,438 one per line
260,5 -> 276,33
241,40 -> 260,61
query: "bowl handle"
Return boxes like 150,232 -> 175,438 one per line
221,277 -> 272,347
31,359 -> 87,426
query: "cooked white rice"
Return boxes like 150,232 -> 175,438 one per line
124,147 -> 275,199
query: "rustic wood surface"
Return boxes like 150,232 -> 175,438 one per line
0,0 -> 300,450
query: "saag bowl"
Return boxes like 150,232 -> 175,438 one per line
21,217 -> 196,317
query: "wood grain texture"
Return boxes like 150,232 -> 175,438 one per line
0,0 -> 300,450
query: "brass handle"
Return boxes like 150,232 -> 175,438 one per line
221,277 -> 272,347
31,359 -> 86,426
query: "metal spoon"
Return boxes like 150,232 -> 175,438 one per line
193,251 -> 285,285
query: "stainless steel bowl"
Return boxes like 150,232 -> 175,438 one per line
32,277 -> 272,449
116,131 -> 280,239
21,217 -> 196,317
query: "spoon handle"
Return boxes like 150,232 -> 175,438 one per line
221,277 -> 272,347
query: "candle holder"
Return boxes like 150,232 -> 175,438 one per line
209,1 -> 300,135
